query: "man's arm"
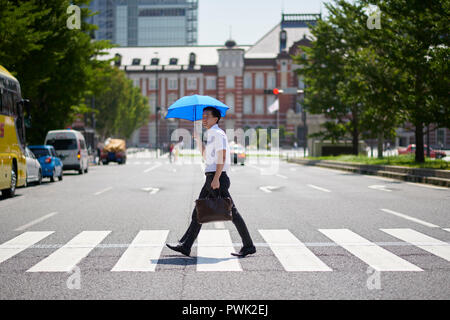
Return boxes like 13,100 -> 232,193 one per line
193,131 -> 206,161
211,149 -> 226,189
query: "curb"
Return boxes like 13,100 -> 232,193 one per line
287,158 -> 450,188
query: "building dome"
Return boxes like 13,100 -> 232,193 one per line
225,39 -> 236,48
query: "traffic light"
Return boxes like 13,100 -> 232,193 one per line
263,88 -> 283,95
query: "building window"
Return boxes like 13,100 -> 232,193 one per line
206,77 -> 216,90
298,75 -> 305,89
255,73 -> 264,89
243,95 -> 252,114
168,78 -> 178,90
225,93 -> 234,113
268,74 -> 276,88
226,75 -> 234,89
167,93 -> 178,107
437,128 -> 445,148
149,94 -> 157,113
187,78 -> 197,90
244,74 -> 252,89
149,78 -> 157,90
255,95 -> 264,114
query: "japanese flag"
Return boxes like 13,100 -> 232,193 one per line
268,98 -> 279,114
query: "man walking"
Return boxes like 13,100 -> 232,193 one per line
166,106 -> 256,258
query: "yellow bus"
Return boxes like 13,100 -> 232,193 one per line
0,65 -> 27,198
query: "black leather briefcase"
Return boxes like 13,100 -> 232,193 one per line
195,189 -> 233,224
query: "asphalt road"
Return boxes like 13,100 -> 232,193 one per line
0,153 -> 449,300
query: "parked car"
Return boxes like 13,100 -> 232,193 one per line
397,144 -> 446,159
28,145 -> 63,182
24,147 -> 42,186
100,138 -> 127,165
229,142 -> 246,165
44,129 -> 89,174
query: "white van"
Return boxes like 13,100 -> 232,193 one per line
44,129 -> 89,174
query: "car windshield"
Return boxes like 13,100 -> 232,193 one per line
47,138 -> 77,150
30,148 -> 50,158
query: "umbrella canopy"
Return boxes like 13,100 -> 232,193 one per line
165,95 -> 230,121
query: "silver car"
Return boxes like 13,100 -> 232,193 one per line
24,147 -> 42,186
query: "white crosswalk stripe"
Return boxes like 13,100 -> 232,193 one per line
0,232 -> 54,265
26,231 -> 111,272
319,229 -> 423,271
1,228 -> 449,273
111,230 -> 169,272
196,229 -> 242,271
381,228 -> 450,262
259,229 -> 332,271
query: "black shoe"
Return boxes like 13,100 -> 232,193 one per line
231,246 -> 256,257
166,243 -> 191,257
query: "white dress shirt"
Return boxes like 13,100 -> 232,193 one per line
204,124 -> 230,173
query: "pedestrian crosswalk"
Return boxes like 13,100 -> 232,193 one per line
0,228 -> 449,273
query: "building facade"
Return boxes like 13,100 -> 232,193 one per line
88,0 -> 198,46
99,13 -> 449,151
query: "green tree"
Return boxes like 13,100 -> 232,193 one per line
0,0 -> 111,144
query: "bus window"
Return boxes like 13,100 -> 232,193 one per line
0,90 -> 3,114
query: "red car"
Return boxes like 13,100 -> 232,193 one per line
397,144 -> 446,159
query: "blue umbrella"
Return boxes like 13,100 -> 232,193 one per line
165,94 -> 230,121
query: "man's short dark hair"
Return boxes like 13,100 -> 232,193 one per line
203,106 -> 221,124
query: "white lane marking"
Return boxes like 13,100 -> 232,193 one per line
259,229 -> 332,272
27,231 -> 111,272
141,187 -> 160,195
443,228 -> 450,233
197,230 -> 242,271
289,168 -> 297,171
319,229 -> 422,271
307,184 -> 331,193
366,176 -> 398,182
14,212 -> 59,232
94,187 -> 112,196
276,174 -> 288,179
380,208 -> 440,228
368,185 -> 392,192
144,162 -> 162,173
0,232 -> 54,265
259,186 -> 280,193
405,182 -> 449,190
214,222 -> 225,229
381,228 -> 450,262
111,230 -> 169,272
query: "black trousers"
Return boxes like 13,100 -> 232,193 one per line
179,171 -> 254,250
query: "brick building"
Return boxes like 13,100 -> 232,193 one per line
100,13 -> 322,148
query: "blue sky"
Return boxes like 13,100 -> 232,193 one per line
197,0 -> 330,45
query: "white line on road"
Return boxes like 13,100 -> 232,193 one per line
144,162 -> 162,173
380,208 -> 440,228
444,228 -> 450,233
14,212 -> 59,232
214,222 -> 225,229
197,230 -> 242,272
307,184 -> 331,193
259,229 -> 332,272
0,232 -> 54,265
94,187 -> 112,196
381,228 -> 450,262
368,185 -> 392,192
259,186 -> 280,193
27,231 -> 111,272
111,230 -> 169,272
276,174 -> 288,179
319,229 -> 422,272
141,187 -> 160,195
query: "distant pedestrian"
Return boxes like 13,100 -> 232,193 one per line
166,106 -> 256,258
169,143 -> 174,163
